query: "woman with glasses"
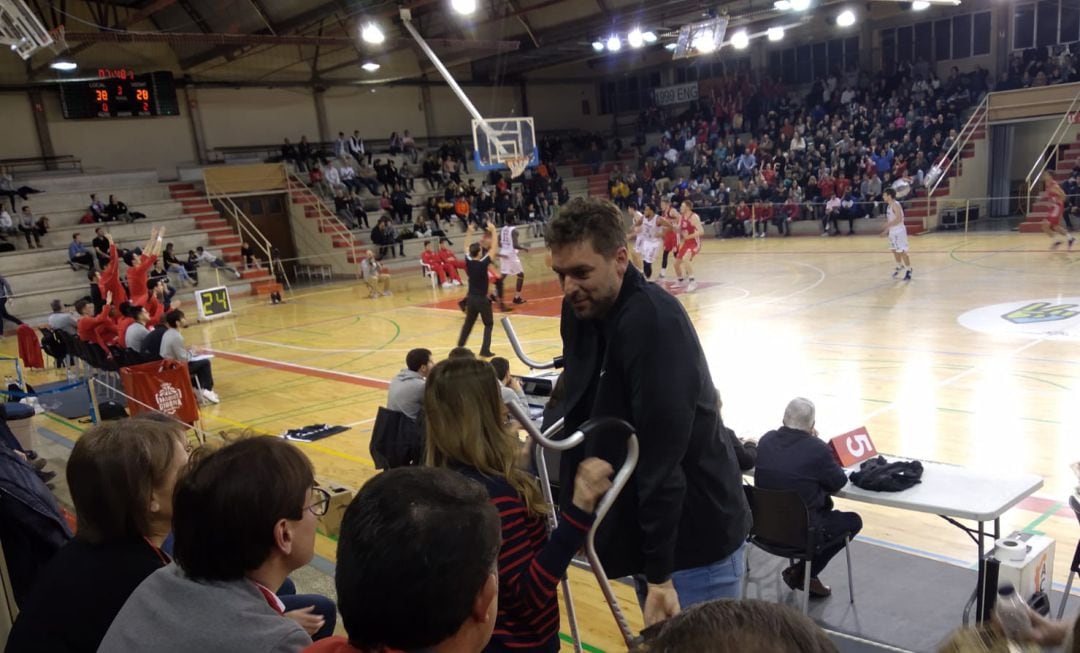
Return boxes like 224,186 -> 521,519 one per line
424,357 -> 614,653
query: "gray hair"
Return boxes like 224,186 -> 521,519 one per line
782,397 -> 816,432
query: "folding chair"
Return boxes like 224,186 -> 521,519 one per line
1057,495 -> 1080,619
742,485 -> 856,615
420,262 -> 438,289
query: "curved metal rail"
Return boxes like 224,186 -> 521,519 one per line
501,317 -> 563,370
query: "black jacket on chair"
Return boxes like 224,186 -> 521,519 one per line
369,406 -> 424,470
754,425 -> 849,519
557,264 -> 751,584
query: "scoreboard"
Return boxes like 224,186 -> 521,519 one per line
59,70 -> 180,119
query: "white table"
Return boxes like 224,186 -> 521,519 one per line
836,458 -> 1042,623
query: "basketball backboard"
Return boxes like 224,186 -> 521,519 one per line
472,117 -> 539,175
673,16 -> 728,60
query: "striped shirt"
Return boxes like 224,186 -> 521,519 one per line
457,467 -> 594,653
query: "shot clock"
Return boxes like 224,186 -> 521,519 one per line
59,70 -> 180,119
195,286 -> 232,321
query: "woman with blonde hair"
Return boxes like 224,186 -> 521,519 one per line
424,357 -> 613,653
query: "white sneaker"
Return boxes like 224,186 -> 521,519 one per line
235,271 -> 243,279
441,282 -> 452,288
452,280 -> 462,286
686,280 -> 698,292
821,231 -> 829,237
669,279 -> 685,288
382,291 -> 393,297
201,389 -> 220,404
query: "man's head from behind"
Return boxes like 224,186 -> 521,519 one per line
782,397 -> 816,435
545,197 -> 630,321
172,437 -> 317,582
639,599 -> 838,653
489,357 -> 510,384
406,348 -> 433,377
336,467 -> 499,653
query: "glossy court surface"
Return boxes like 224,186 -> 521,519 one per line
18,231 -> 1080,651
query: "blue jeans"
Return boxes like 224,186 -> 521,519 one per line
633,543 -> 746,611
278,577 -> 337,641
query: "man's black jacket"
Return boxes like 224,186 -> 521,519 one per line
558,264 -> 751,584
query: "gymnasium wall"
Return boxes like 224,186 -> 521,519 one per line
1009,119 -> 1080,181
197,87 -> 321,149
0,93 -> 42,160
526,83 -> 610,133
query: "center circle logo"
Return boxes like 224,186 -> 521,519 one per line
957,298 -> 1080,341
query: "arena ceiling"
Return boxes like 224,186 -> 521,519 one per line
21,0 -> 840,84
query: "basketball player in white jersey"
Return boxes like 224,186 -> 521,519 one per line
881,187 -> 912,280
498,215 -> 529,305
631,205 -> 663,279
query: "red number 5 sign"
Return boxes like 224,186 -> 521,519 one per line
828,426 -> 878,467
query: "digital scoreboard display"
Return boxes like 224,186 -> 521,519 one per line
59,69 -> 180,119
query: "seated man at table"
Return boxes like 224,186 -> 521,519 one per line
754,397 -> 862,598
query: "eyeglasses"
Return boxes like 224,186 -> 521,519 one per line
305,487 -> 331,517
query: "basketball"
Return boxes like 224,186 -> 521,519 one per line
891,179 -> 912,199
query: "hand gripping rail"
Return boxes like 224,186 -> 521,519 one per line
501,316 -> 640,649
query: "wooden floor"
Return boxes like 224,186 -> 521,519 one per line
18,231 -> 1080,652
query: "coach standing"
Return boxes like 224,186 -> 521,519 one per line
545,197 -> 751,627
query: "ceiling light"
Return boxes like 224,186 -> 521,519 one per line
774,0 -> 791,9
664,42 -> 677,50
767,27 -> 785,41
451,0 -> 476,14
627,28 -> 644,48
361,61 -> 381,72
790,0 -> 811,10
730,30 -> 750,49
49,60 -> 77,71
592,40 -> 605,52
836,9 -> 856,26
911,0 -> 930,9
361,22 -> 385,44
692,32 -> 717,53
642,31 -> 657,43
606,35 -> 621,51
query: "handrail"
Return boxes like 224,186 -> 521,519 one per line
1024,89 -> 1080,213
920,95 -> 988,231
285,173 -> 364,279
203,180 -> 276,278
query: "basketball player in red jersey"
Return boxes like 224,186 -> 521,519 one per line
673,201 -> 704,292
656,198 -> 681,283
1041,171 -> 1075,249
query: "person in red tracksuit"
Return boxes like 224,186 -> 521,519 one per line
421,240 -> 459,288
437,238 -> 464,285
77,291 -> 119,355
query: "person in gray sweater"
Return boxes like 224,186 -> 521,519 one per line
385,348 -> 432,420
100,437 -> 328,653
160,309 -> 218,404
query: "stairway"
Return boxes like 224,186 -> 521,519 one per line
1019,133 -> 1080,232
285,178 -> 366,267
166,183 -> 278,295
902,119 -> 987,234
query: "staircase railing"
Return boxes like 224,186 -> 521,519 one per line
285,173 -> 363,279
920,95 -> 988,232
203,180 -> 275,282
1024,89 -> 1080,213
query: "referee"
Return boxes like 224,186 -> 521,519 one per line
456,224 -> 496,358
545,197 -> 751,627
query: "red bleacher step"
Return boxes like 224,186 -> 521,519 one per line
1018,222 -> 1046,233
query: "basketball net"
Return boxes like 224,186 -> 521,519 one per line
502,156 -> 529,179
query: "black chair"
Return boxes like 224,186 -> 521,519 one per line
1057,495 -> 1080,619
743,485 -> 856,614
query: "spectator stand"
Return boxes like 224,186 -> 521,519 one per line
1022,86 -> 1080,219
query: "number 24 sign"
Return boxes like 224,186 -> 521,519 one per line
828,426 -> 878,467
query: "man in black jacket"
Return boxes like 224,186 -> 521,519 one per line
546,197 -> 751,627
754,397 -> 863,598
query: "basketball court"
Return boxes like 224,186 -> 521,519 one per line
15,230 -> 1080,651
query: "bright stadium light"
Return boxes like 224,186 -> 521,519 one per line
642,31 -> 658,43
692,31 -> 717,53
790,0 -> 811,10
627,28 -> 644,48
730,30 -> 749,49
361,22 -> 385,44
49,59 -> 77,71
361,61 -> 381,72
912,0 -> 930,9
606,35 -> 621,51
664,42 -> 677,50
836,9 -> 856,26
767,27 -> 785,41
451,0 -> 477,14
592,40 -> 605,52
774,0 -> 791,9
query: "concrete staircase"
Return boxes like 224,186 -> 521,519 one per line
1019,133 -> 1080,232
896,120 -> 987,235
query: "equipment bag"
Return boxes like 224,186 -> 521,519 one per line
849,455 -> 924,492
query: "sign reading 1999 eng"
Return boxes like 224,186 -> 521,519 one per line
196,286 -> 232,321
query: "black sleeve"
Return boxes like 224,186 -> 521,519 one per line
817,442 -> 849,493
725,426 -> 756,471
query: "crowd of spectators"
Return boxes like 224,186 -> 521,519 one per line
999,45 -> 1080,90
609,63 -> 990,237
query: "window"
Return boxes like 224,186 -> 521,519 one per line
972,12 -> 991,56
952,14 -> 972,59
1014,4 -> 1035,49
782,48 -> 796,84
768,51 -> 782,80
935,19 -> 952,60
844,37 -> 859,71
881,28 -> 896,71
812,42 -> 827,78
1036,0 -> 1059,47
1063,1 -> 1080,42
897,25 -> 914,63
827,39 -> 843,73
796,44 -> 812,83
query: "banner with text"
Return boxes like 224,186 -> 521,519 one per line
654,82 -> 699,107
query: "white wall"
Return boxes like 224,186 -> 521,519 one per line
1010,119 -> 1080,181
0,93 -> 41,159
323,86 -> 426,139
527,83 -> 610,132
198,87 -> 320,147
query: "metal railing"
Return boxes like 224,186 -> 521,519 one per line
920,95 -> 989,232
1024,89 -> 1080,213
285,173 -> 363,279
203,179 -> 276,279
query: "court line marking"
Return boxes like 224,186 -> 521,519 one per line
207,350 -> 390,390
234,336 -> 564,354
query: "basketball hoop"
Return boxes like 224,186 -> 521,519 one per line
502,155 -> 530,179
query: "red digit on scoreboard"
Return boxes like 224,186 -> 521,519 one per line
100,103 -> 109,114
142,102 -> 149,112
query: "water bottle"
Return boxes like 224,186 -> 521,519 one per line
996,583 -> 1032,641
66,367 -> 75,384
